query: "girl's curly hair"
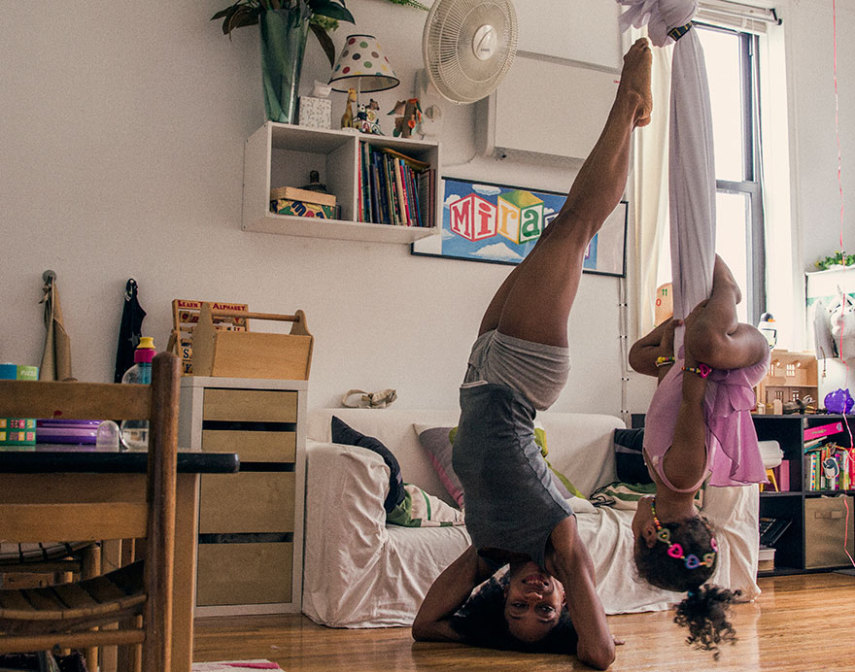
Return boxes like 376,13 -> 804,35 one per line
675,584 -> 740,659
634,515 -> 740,658
448,573 -> 578,654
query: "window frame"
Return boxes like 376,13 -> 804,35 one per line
696,23 -> 767,325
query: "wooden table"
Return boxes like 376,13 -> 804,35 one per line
0,449 -> 239,672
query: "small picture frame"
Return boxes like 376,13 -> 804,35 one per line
411,177 -> 627,277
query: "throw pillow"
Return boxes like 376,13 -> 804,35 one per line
414,424 -> 584,503
414,425 -> 465,507
387,483 -> 466,527
331,416 -> 405,513
613,427 -> 653,485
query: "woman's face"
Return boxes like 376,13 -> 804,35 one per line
503,561 -> 565,643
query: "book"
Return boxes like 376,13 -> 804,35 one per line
376,145 -> 430,171
804,421 -> 844,442
269,185 -> 336,208
759,517 -> 791,546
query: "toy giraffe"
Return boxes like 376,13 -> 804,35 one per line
340,88 -> 357,129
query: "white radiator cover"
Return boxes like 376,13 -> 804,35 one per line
476,55 -> 621,165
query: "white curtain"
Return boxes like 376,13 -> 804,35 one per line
628,36 -> 674,341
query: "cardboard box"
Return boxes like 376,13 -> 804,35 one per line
270,185 -> 336,207
298,96 -> 332,129
270,198 -> 336,219
804,495 -> 855,568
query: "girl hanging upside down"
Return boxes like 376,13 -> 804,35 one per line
412,37 -> 654,670
628,254 -> 770,658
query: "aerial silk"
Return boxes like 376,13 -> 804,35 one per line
618,0 -> 715,344
616,0 -> 768,486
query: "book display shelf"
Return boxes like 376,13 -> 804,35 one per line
755,414 -> 854,575
241,123 -> 440,245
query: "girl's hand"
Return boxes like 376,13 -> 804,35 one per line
656,318 -> 682,360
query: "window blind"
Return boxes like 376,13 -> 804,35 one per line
698,0 -> 781,33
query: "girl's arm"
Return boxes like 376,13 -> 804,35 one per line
412,545 -> 494,642
664,347 -> 710,490
629,318 -> 681,379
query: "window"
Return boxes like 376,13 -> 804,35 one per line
696,24 -> 765,325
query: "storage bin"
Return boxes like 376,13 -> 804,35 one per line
804,495 -> 855,568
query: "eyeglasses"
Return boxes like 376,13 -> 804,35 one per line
650,498 -> 717,569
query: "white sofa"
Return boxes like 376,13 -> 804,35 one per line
302,407 -> 760,628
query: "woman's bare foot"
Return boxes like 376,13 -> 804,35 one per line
619,38 -> 653,128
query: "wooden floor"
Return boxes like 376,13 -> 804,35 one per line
194,572 -> 855,672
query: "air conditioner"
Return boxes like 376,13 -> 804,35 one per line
476,54 -> 620,165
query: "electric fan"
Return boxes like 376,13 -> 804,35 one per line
422,0 -> 519,104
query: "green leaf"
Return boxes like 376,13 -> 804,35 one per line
310,23 -> 337,67
307,0 -> 355,23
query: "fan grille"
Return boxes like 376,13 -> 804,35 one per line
423,0 -> 519,104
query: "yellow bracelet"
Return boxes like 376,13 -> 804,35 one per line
655,356 -> 675,368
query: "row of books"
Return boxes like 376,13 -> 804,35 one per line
358,143 -> 435,228
804,441 -> 853,491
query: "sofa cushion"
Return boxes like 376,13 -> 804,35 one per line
332,415 -> 406,513
613,427 -> 653,485
413,425 -> 466,507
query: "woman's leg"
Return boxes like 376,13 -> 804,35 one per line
684,255 -> 769,370
477,38 -> 652,346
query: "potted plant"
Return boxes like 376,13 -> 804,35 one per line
212,0 -> 426,123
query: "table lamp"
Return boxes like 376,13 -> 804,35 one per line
329,35 -> 399,131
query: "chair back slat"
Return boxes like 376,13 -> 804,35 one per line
0,380 -> 151,420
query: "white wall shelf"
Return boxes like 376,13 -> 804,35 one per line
242,122 -> 440,245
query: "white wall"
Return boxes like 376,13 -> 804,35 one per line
0,0 -> 851,418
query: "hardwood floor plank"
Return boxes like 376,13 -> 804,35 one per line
194,572 -> 855,671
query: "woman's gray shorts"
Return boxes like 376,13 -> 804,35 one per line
463,330 -> 570,411
453,382 -> 574,570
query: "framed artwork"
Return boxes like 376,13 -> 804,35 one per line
412,178 -> 628,277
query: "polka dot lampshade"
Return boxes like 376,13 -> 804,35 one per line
328,35 -> 400,93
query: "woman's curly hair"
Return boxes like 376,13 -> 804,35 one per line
448,573 -> 578,654
634,515 -> 740,658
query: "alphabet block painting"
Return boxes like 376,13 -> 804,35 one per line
412,178 -> 627,277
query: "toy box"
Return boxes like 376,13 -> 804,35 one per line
0,364 -> 38,448
192,303 -> 313,380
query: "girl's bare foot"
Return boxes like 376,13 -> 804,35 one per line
619,38 -> 653,128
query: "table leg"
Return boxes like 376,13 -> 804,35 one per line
172,474 -> 200,672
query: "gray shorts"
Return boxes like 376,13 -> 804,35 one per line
463,330 -> 571,411
453,382 -> 574,570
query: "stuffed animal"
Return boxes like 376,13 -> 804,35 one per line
388,98 -> 423,138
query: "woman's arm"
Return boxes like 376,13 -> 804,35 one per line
546,517 -> 615,670
412,545 -> 494,642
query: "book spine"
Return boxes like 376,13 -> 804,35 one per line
384,155 -> 399,226
804,421 -> 844,441
395,159 -> 410,226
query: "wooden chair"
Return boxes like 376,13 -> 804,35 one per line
0,352 -> 180,672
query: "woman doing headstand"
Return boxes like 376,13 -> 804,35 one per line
413,38 -> 653,670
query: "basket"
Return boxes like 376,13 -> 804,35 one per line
191,303 -> 313,380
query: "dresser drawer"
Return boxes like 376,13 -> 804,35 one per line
199,472 -> 295,534
197,541 -> 293,606
202,389 -> 298,423
201,429 -> 296,462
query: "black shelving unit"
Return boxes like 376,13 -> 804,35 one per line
755,414 -> 854,575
